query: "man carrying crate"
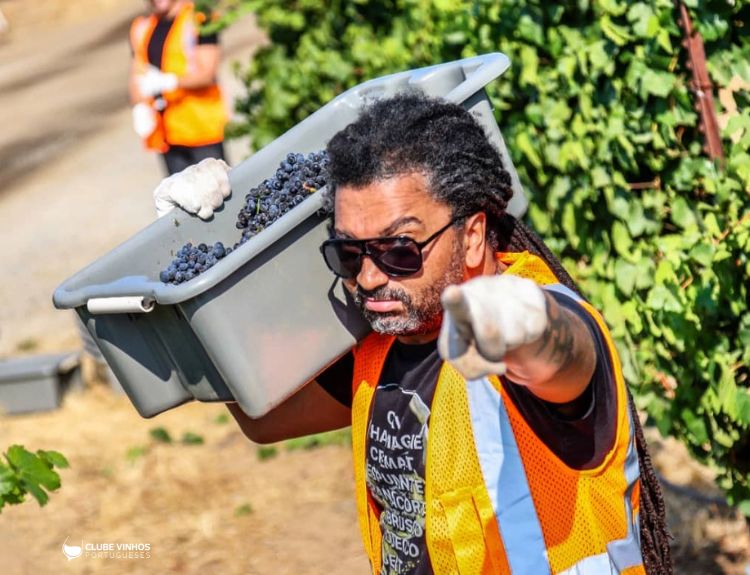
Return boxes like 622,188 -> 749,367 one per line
154,93 -> 673,575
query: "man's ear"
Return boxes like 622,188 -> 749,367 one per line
463,212 -> 487,269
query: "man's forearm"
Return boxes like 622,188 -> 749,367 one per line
225,380 -> 352,445
503,293 -> 596,404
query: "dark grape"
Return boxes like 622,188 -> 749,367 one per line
160,150 -> 330,284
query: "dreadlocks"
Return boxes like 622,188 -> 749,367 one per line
325,92 -> 673,573
323,91 -> 513,249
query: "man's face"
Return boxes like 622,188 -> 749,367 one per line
333,173 -> 466,339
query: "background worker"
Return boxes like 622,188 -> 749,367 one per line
129,0 -> 227,176
152,94 -> 673,574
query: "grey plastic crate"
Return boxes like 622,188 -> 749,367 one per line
53,53 -> 526,419
0,353 -> 80,414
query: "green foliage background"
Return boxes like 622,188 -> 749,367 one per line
211,0 -> 750,509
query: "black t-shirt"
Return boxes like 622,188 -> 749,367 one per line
316,290 -> 617,574
146,16 -> 218,69
366,340 -> 440,574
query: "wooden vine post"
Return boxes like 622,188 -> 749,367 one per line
676,1 -> 725,166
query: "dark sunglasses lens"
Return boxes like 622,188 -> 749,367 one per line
323,242 -> 362,279
370,238 -> 422,276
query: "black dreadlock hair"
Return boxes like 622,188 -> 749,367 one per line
325,92 -> 673,574
323,91 -> 512,248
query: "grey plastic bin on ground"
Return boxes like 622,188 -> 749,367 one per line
53,53 -> 528,419
0,353 -> 80,414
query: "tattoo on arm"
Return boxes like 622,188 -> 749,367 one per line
533,297 -> 576,372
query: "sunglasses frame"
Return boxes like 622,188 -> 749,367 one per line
320,218 -> 459,279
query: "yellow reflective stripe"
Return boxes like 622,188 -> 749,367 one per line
497,251 -> 560,285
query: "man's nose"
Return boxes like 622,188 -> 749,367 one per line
356,256 -> 389,292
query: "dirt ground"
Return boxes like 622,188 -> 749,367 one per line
0,1 -> 749,574
0,383 -> 368,575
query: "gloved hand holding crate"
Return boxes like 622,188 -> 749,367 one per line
153,158 -> 231,220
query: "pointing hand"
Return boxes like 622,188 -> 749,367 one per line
437,275 -> 548,380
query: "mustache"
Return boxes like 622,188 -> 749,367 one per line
352,285 -> 412,309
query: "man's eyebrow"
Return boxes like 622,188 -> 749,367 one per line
334,216 -> 425,239
380,216 -> 424,237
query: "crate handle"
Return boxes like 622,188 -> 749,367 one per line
86,296 -> 155,315
443,53 -> 511,104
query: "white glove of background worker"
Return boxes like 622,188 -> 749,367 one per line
437,275 -> 548,380
153,158 -> 231,219
131,102 -> 157,138
137,65 -> 179,98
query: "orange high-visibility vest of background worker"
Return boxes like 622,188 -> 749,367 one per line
129,0 -> 227,175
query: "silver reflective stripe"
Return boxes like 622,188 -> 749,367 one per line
542,283 -> 583,302
606,406 -> 644,570
466,377 -> 551,575
557,552 -> 620,575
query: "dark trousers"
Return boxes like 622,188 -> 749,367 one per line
161,142 -> 226,176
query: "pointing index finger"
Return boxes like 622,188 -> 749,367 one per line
441,285 -> 474,338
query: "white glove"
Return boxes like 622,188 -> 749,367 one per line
153,158 -> 231,219
131,103 -> 157,138
437,275 -> 548,380
137,65 -> 179,98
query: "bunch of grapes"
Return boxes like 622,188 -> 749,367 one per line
235,151 -> 329,246
159,241 -> 231,284
160,151 -> 329,285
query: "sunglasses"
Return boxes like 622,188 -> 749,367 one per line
320,219 -> 458,279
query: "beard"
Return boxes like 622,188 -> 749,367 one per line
352,240 -> 465,336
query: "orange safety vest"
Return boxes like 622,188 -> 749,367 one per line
129,2 -> 226,152
351,251 -> 645,575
